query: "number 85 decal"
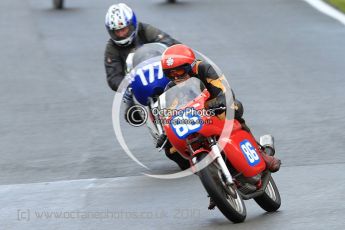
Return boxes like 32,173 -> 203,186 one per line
240,140 -> 261,166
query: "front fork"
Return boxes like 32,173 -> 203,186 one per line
207,137 -> 234,186
189,136 -> 241,200
187,137 -> 234,186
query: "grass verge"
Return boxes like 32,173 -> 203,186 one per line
326,0 -> 345,13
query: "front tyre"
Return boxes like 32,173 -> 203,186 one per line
197,152 -> 246,223
254,176 -> 281,212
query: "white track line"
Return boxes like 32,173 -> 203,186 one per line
303,0 -> 345,25
0,176 -> 145,190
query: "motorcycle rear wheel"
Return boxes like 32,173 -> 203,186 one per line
254,175 -> 281,212
197,152 -> 246,223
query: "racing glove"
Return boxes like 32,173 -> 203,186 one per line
123,86 -> 134,105
205,93 -> 226,114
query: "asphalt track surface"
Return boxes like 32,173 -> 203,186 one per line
1,0 -> 345,229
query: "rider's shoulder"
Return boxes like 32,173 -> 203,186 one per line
197,60 -> 212,70
140,22 -> 162,35
105,40 -> 121,55
140,22 -> 154,30
196,60 -> 213,75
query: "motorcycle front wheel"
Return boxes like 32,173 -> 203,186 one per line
197,152 -> 246,223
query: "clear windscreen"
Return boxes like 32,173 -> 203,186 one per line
132,43 -> 167,68
158,78 -> 205,112
126,43 -> 167,74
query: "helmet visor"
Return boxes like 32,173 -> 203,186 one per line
164,65 -> 192,82
109,25 -> 136,42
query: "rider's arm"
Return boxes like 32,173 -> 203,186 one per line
197,61 -> 226,99
197,62 -> 245,119
141,23 -> 181,47
104,40 -> 125,92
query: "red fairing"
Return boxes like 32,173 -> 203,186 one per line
164,123 -> 189,157
162,90 -> 266,177
218,121 -> 266,177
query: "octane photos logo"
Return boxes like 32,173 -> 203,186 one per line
126,107 -> 216,127
112,52 -> 235,180
152,107 -> 216,117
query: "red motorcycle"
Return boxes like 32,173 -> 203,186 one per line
156,78 -> 281,223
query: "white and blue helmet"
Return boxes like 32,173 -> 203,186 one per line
105,3 -> 138,46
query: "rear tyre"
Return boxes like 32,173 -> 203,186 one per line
254,176 -> 281,212
53,0 -> 64,9
197,152 -> 246,223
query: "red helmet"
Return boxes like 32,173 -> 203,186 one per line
161,44 -> 196,82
